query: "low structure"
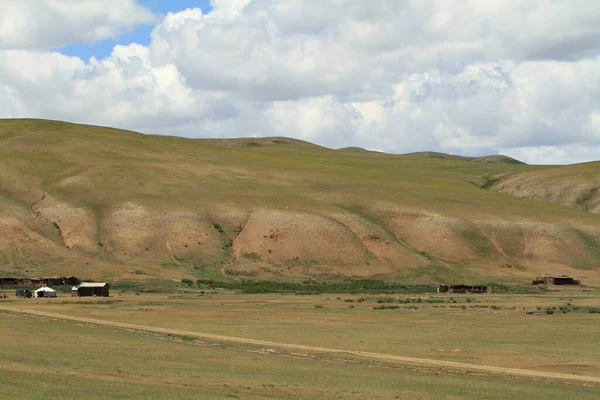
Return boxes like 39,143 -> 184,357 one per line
34,286 -> 57,298
75,282 -> 110,297
437,284 -> 489,294
0,276 -> 79,286
532,275 -> 580,285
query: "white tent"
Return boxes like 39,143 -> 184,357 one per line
34,286 -> 57,298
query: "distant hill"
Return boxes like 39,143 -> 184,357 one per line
404,151 -> 472,161
405,151 -> 526,165
338,146 -> 369,152
0,119 -> 598,286
494,162 -> 600,214
202,136 -> 322,149
471,155 -> 526,165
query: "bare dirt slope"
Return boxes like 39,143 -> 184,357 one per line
0,119 -> 599,284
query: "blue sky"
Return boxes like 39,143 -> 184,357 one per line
59,0 -> 212,61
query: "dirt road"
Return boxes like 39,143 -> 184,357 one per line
2,306 -> 599,385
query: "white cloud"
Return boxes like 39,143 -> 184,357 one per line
0,0 -> 155,49
0,1 -> 599,164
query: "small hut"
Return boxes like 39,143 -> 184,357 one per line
34,287 -> 57,298
532,275 -> 580,285
437,284 -> 489,294
76,282 -> 110,297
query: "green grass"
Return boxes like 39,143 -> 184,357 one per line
196,278 -> 435,294
4,290 -> 599,377
1,315 -> 596,400
1,291 -> 600,399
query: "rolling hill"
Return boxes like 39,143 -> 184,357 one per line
493,162 -> 600,214
1,119 -> 599,286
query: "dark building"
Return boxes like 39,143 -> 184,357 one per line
437,285 -> 489,294
532,275 -> 580,285
76,282 -> 110,297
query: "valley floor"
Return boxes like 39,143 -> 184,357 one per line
1,288 -> 599,399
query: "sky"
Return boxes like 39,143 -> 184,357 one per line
1,1 -> 599,164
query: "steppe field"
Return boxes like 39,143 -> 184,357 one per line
1,287 -> 599,399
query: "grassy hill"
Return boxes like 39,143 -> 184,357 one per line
1,119 -> 599,286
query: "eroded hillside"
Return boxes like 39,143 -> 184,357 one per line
493,163 -> 600,214
1,119 -> 599,285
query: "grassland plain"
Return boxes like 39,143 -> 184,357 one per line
2,289 -> 600,374
1,118 -> 599,285
1,290 -> 600,399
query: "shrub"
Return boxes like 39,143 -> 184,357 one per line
373,305 -> 399,310
195,279 -> 432,295
181,278 -> 194,287
314,304 -> 324,308
546,309 -> 554,315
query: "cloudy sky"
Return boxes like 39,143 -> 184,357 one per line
1,0 -> 599,164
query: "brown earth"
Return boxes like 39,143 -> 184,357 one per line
0,119 -> 599,285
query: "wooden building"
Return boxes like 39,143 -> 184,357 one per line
76,282 -> 110,297
437,284 -> 489,294
532,275 -> 580,285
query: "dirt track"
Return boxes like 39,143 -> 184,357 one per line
2,306 -> 599,385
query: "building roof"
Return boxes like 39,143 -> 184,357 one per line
78,282 -> 109,288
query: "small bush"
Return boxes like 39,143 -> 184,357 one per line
373,305 -> 399,310
314,304 -> 324,308
546,309 -> 554,315
344,299 -> 355,302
